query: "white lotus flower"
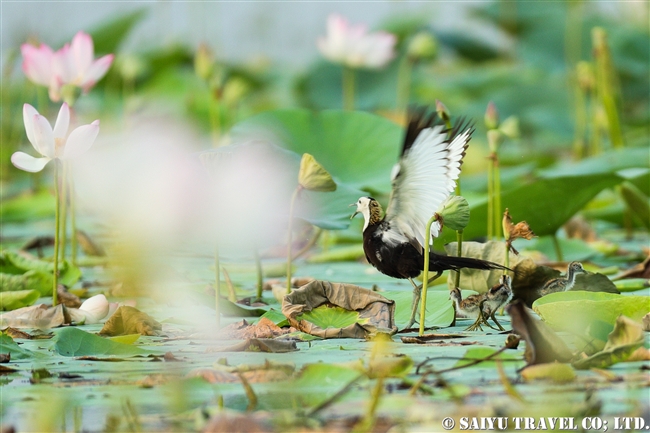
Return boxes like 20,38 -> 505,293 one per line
11,103 -> 99,173
317,14 -> 397,69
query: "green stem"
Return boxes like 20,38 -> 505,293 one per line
454,229 -> 463,289
487,154 -> 494,239
504,241 -> 510,270
209,87 -> 222,147
215,244 -> 221,327
286,187 -> 301,294
254,248 -> 263,302
396,57 -> 413,111
59,162 -> 68,260
52,161 -> 61,305
493,155 -> 502,239
342,67 -> 355,111
69,172 -> 78,266
573,81 -> 587,159
419,213 -> 439,336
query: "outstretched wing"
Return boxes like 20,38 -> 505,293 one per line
385,109 -> 472,251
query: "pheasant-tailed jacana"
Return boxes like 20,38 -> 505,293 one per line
351,107 -> 509,329
450,287 -> 487,331
538,261 -> 586,297
482,274 -> 513,331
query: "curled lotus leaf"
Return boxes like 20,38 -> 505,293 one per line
298,153 -> 337,192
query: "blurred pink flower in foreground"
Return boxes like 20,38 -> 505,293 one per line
317,14 -> 396,69
21,31 -> 114,102
11,103 -> 100,172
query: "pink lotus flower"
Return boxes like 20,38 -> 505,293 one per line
11,103 -> 100,172
21,31 -> 114,102
317,14 -> 397,69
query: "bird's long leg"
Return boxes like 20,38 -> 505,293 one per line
489,312 -> 506,331
404,272 -> 442,330
465,300 -> 490,332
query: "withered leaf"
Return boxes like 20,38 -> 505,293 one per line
99,306 -> 162,337
507,300 -> 574,365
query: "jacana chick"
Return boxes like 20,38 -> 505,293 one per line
482,274 -> 513,331
351,107 -> 509,329
538,261 -> 586,297
450,288 -> 489,331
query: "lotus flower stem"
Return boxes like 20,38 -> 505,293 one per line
254,248 -> 263,302
397,57 -> 413,111
592,28 -> 624,149
493,155 -> 502,238
487,155 -> 494,239
286,186 -> 302,294
52,161 -> 62,305
573,80 -> 588,159
215,244 -> 221,326
419,213 -> 439,336
342,67 -> 355,111
552,234 -> 563,262
209,96 -> 221,146
59,162 -> 68,260
69,173 -> 78,265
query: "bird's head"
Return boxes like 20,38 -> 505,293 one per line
449,287 -> 462,302
488,274 -> 512,300
568,261 -> 586,275
350,197 -> 381,230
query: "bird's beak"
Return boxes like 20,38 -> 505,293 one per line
349,203 -> 359,219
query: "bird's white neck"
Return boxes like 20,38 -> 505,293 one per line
361,206 -> 371,231
565,268 -> 579,291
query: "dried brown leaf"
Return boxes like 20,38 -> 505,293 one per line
99,306 -> 162,337
507,300 -> 574,365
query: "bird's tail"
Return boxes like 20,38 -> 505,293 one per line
429,252 -> 511,273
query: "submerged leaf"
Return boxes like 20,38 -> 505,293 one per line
453,347 -> 524,369
283,281 -> 397,338
298,153 -> 337,192
297,305 -> 367,330
214,338 -> 298,353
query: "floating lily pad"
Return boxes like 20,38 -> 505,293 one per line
53,327 -> 155,357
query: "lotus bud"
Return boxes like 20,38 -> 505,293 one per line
69,294 -> 110,324
298,153 -> 337,192
194,42 -> 214,82
436,195 -> 470,231
117,54 -> 146,82
484,101 -> 500,130
499,115 -> 520,139
222,76 -> 251,106
435,100 -> 451,124
407,31 -> 438,62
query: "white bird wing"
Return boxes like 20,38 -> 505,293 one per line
384,118 -> 471,251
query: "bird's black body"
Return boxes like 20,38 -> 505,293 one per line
362,218 -> 507,280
